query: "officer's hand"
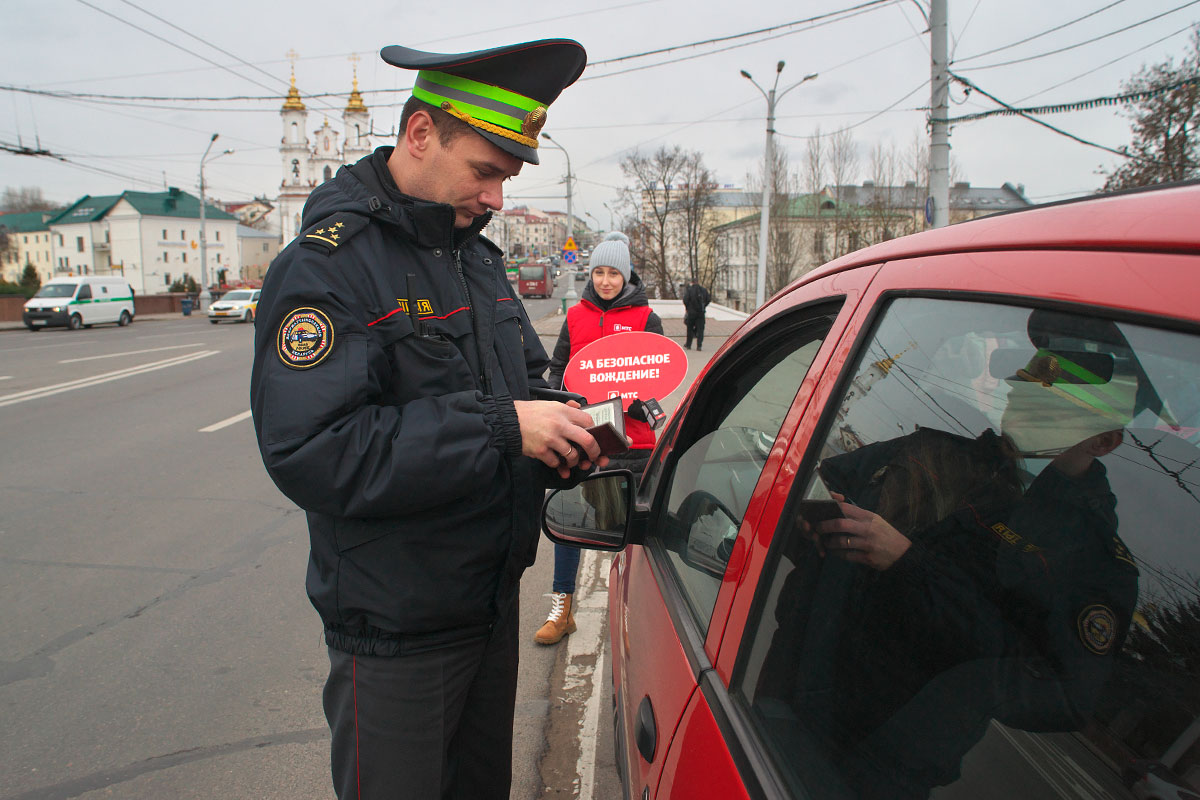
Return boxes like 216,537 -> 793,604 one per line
814,492 -> 912,571
514,400 -> 609,479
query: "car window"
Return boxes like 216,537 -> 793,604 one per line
644,304 -> 840,629
34,284 -> 76,298
77,284 -> 92,300
733,296 -> 1200,799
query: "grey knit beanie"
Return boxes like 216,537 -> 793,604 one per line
603,230 -> 630,245
589,239 -> 631,284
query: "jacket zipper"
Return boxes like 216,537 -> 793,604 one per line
453,249 -> 492,394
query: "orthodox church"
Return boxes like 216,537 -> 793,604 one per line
277,66 -> 374,244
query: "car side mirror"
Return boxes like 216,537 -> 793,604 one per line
541,470 -> 647,551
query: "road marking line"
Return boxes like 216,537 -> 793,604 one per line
60,343 -> 205,363
572,549 -> 610,800
0,350 -> 218,408
199,409 -> 252,433
0,376 -> 10,381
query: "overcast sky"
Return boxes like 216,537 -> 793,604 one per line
3,0 -> 1197,228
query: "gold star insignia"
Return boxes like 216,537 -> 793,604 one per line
315,228 -> 326,234
330,233 -> 339,241
332,222 -> 344,229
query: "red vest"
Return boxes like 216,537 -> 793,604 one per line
565,299 -> 655,450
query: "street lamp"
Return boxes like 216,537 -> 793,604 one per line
602,201 -> 616,232
198,133 -> 234,309
741,62 -> 817,309
540,133 -> 574,249
585,210 -> 600,234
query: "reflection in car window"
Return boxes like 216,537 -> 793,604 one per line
735,297 -> 1200,799
653,311 -> 835,629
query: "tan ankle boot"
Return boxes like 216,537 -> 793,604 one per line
534,592 -> 576,644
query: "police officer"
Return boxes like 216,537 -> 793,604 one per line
250,40 -> 598,799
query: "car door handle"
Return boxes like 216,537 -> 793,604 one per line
635,695 -> 657,763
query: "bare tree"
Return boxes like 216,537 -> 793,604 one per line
618,145 -> 714,298
804,126 -> 826,195
827,127 -> 861,258
747,144 -> 803,297
1102,26 -> 1200,191
1,186 -> 57,213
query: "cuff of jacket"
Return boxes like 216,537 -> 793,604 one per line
490,392 -> 524,457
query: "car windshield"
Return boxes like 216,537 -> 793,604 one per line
34,284 -> 76,298
222,291 -> 253,301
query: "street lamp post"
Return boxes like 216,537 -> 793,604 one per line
602,201 -> 615,231
540,133 -> 573,250
741,63 -> 817,310
198,133 -> 234,309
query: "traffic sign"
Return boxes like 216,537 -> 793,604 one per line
563,237 -> 578,252
564,251 -> 577,264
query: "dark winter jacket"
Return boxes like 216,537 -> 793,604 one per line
251,147 -> 561,656
682,282 -> 710,318
547,276 -> 663,450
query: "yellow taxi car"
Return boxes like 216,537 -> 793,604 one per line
207,289 -> 260,324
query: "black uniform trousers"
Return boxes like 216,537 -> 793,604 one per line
685,313 -> 706,350
322,597 -> 519,799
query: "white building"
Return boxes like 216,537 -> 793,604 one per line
46,189 -> 239,294
277,66 -> 374,246
0,210 -> 59,283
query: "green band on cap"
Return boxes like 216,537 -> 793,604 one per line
415,71 -> 545,136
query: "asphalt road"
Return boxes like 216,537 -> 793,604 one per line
0,274 -> 715,800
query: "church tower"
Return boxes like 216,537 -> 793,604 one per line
310,119 -> 342,186
278,53 -> 310,245
343,60 -> 372,165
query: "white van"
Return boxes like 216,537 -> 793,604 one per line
23,276 -> 136,331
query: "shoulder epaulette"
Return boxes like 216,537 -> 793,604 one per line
298,212 -> 370,255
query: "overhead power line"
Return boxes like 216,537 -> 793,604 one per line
953,0 -> 1131,63
586,0 -> 898,66
947,72 -> 1185,166
954,0 -> 1200,72
940,74 -> 1200,123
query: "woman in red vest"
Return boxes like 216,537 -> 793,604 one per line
535,232 -> 663,644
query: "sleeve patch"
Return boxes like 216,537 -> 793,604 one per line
1077,604 -> 1118,655
277,307 -> 335,369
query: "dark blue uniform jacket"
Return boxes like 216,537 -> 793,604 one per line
251,147 -> 557,655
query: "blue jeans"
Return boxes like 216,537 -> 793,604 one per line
552,542 -> 582,594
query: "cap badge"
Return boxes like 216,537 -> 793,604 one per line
521,106 -> 548,138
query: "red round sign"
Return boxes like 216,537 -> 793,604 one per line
563,331 -> 688,409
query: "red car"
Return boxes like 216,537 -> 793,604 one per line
545,182 -> 1200,799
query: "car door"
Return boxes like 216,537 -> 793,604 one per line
711,249 -> 1200,799
611,265 -> 879,799
74,282 -> 93,325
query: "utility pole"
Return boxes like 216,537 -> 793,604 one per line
541,133 -> 573,248
929,0 -> 950,228
198,133 -> 233,308
742,64 -> 817,309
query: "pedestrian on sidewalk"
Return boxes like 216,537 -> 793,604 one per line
250,39 -> 599,800
536,232 -> 663,645
683,278 -> 710,350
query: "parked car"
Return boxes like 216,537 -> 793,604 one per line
519,263 -> 554,299
544,183 -> 1200,800
23,276 -> 134,331
207,289 -> 260,324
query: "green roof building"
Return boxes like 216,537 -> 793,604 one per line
46,188 -> 239,294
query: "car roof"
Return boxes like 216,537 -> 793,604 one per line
801,181 -> 1200,287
